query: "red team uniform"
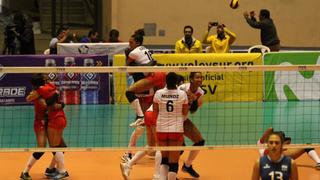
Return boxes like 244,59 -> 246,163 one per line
33,99 -> 47,132
36,82 -> 67,130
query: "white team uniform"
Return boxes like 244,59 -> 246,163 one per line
153,87 -> 188,133
178,83 -> 204,114
178,83 -> 205,99
128,46 -> 153,65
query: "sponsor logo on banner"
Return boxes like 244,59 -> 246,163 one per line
264,52 -> 320,101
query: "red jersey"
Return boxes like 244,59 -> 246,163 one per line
36,83 -> 57,99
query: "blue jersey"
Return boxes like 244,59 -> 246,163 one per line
259,155 -> 292,180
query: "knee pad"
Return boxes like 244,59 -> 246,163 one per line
161,157 -> 169,165
305,148 -> 315,153
32,152 -> 44,160
193,139 -> 205,146
126,91 -> 137,103
144,111 -> 157,126
168,163 -> 179,173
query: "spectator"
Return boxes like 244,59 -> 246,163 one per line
81,29 -> 99,43
107,29 -> 122,42
202,22 -> 236,53
49,27 -> 69,54
2,12 -> 35,54
243,9 -> 280,52
175,25 -> 202,53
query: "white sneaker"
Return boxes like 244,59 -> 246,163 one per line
129,118 -> 144,128
121,153 -> 132,163
120,163 -> 131,180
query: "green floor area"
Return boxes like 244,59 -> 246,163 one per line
0,101 -> 319,148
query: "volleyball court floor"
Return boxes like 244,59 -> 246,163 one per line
0,101 -> 319,179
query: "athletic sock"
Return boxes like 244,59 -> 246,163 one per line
308,150 -> 320,163
154,151 -> 161,177
128,150 -> 147,167
160,164 -> 169,180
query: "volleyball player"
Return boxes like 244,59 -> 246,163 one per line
252,132 -> 298,180
178,72 -> 205,178
153,72 -> 189,180
120,75 -> 185,180
26,74 -> 69,179
258,127 -> 320,169
121,29 -> 166,162
20,74 -> 59,180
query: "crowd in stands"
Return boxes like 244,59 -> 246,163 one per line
2,9 -> 279,55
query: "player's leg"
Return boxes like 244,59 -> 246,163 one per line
20,125 -> 46,180
157,133 -> 170,180
144,110 -> 161,179
122,99 -> 151,162
182,119 -> 204,178
47,116 -> 69,179
285,148 -> 320,169
167,135 -> 183,180
126,78 -> 154,122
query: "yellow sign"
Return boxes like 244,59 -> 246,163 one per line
113,53 -> 263,103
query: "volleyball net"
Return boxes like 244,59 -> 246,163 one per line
0,65 -> 320,152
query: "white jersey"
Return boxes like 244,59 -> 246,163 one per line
154,87 -> 188,133
128,46 -> 153,65
178,83 -> 205,99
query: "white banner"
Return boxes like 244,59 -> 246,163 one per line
57,42 -> 129,56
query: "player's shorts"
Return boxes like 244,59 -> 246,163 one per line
145,72 -> 166,89
48,110 -> 67,130
144,110 -> 157,126
157,132 -> 183,141
34,120 -> 46,133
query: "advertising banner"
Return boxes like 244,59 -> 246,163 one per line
57,42 -> 128,65
0,54 -> 109,105
113,53 -> 263,103
264,52 -> 320,101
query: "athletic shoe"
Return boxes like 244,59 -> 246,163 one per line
316,163 -> 320,170
45,167 -> 58,177
182,163 -> 200,178
20,172 -> 32,180
120,162 -> 131,180
121,152 -> 132,163
52,171 -> 69,180
129,118 -> 144,128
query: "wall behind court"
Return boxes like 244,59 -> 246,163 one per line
108,0 -> 320,48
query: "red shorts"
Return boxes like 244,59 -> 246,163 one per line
157,132 -> 183,141
48,110 -> 67,130
145,72 -> 166,89
144,111 -> 157,126
34,120 -> 46,133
